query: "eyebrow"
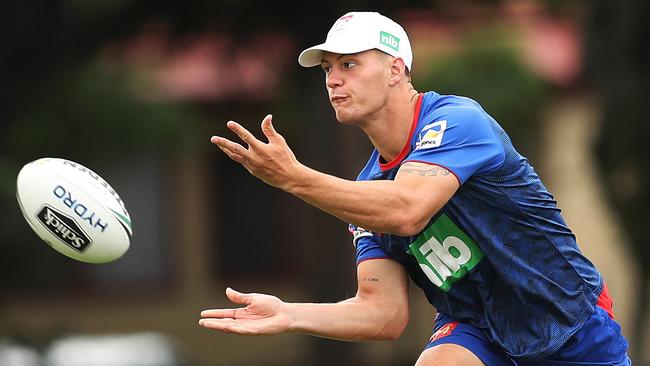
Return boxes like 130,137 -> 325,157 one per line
321,53 -> 356,65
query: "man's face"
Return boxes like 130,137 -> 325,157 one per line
320,50 -> 393,125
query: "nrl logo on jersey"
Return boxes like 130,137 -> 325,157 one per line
415,120 -> 447,150
348,224 -> 373,247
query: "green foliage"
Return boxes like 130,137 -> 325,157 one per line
414,27 -> 549,160
6,63 -> 205,163
1,59 -> 206,201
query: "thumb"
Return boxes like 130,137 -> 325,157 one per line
261,114 -> 280,142
226,287 -> 251,305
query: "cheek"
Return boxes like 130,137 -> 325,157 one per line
358,75 -> 388,103
366,68 -> 391,89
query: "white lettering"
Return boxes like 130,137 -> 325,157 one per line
43,208 -> 85,248
417,235 -> 473,285
443,237 -> 471,269
418,239 -> 452,284
419,263 -> 443,287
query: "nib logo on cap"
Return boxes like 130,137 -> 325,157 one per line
380,31 -> 400,51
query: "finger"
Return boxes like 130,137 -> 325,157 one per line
215,144 -> 245,163
211,136 -> 246,153
226,287 -> 251,305
200,308 -> 238,319
199,319 -> 257,335
261,114 -> 280,143
211,136 -> 247,161
227,121 -> 263,149
199,318 -> 238,332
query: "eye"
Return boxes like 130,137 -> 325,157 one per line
321,64 -> 331,73
343,61 -> 356,69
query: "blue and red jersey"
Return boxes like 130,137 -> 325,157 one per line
349,91 -> 611,361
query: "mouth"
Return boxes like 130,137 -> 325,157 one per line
330,94 -> 349,105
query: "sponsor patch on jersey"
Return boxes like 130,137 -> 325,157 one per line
415,120 -> 447,150
430,321 -> 458,342
348,224 -> 373,247
408,214 -> 484,292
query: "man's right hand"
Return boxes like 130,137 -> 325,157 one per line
210,114 -> 310,192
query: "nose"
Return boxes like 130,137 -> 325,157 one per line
326,69 -> 343,89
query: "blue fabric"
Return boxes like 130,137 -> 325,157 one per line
532,307 -> 631,366
350,91 -> 623,360
425,312 -> 516,366
404,96 -> 504,183
425,308 -> 631,366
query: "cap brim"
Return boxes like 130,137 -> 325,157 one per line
298,42 -> 375,67
298,45 -> 327,68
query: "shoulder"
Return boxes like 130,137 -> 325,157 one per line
420,93 -> 490,129
407,92 -> 506,181
415,94 -> 496,148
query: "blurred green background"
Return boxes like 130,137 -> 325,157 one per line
1,0 -> 648,365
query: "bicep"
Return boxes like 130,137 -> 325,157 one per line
394,161 -> 459,219
355,258 -> 409,309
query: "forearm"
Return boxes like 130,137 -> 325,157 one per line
286,165 -> 414,234
286,297 -> 404,341
211,120 -> 456,234
199,261 -> 410,339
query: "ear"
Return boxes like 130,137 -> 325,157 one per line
388,57 -> 407,86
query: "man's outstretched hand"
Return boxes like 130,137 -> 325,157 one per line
199,287 -> 292,336
211,114 -> 306,191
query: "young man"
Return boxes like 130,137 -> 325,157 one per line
201,11 -> 631,366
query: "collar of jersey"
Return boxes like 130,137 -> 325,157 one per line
379,92 -> 423,171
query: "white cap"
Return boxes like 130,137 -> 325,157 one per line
298,12 -> 413,71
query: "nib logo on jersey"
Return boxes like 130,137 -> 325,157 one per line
408,214 -> 484,292
37,205 -> 91,252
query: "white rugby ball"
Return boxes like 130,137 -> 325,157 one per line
16,158 -> 133,264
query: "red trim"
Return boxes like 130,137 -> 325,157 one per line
597,283 -> 615,319
430,321 -> 458,342
402,160 -> 462,185
379,93 -> 423,171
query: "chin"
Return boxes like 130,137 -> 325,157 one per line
335,116 -> 358,126
334,109 -> 360,125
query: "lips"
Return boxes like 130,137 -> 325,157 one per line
330,94 -> 349,104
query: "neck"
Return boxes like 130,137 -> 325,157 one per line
361,88 -> 420,163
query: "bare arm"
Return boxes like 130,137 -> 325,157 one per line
211,116 -> 459,236
199,259 -> 410,341
288,161 -> 459,236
